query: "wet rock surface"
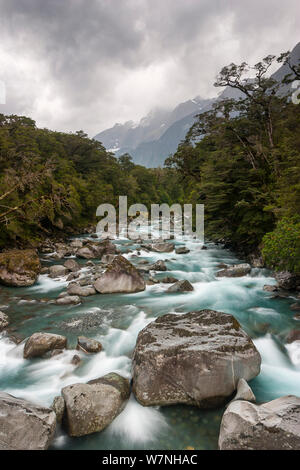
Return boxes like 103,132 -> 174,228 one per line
166,280 -> 194,293
216,263 -> 251,278
0,392 -> 56,450
62,373 -> 130,437
275,271 -> 300,291
219,395 -> 300,450
0,311 -> 9,331
94,255 -> 145,294
23,332 -> 67,359
132,310 -> 261,407
77,335 -> 102,353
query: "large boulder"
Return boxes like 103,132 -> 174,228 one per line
94,255 -> 145,294
275,271 -> 300,290
132,310 -> 261,407
151,242 -> 174,253
216,263 -> 251,278
219,395 -> 300,450
0,249 -> 41,287
0,311 -> 9,331
62,373 -> 130,437
23,332 -> 67,359
0,392 -> 56,450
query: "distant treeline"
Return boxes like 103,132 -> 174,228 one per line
166,52 -> 300,273
0,115 -> 182,248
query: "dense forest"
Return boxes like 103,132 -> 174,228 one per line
166,52 -> 300,273
0,117 -> 182,248
0,50 -> 299,274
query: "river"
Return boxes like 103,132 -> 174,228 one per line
0,231 -> 299,450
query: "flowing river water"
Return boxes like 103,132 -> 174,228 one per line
0,231 -> 300,450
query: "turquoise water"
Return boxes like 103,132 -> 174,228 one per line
0,234 -> 299,450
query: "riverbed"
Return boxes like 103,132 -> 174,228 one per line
0,233 -> 299,450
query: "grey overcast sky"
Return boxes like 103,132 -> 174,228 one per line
0,0 -> 299,136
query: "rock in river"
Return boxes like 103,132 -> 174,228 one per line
77,336 -> 102,353
23,332 -> 67,359
151,242 -> 174,253
49,264 -> 68,278
216,263 -> 251,278
132,310 -> 261,407
62,373 -> 130,437
175,246 -> 190,254
56,295 -> 81,305
94,255 -> 145,294
0,249 -> 41,287
275,271 -> 300,290
0,311 -> 9,331
0,392 -> 56,450
219,395 -> 300,450
64,259 -> 80,272
166,279 -> 194,293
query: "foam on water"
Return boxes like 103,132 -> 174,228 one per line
108,395 -> 169,444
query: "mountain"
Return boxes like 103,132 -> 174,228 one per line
94,42 -> 300,168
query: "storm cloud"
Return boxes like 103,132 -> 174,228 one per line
0,0 -> 299,136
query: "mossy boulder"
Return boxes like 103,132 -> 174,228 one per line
0,249 -> 41,287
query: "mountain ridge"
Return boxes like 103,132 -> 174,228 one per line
94,42 -> 300,168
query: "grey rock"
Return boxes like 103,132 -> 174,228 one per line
23,332 -> 67,359
216,263 -> 251,278
161,276 -> 178,283
64,259 -> 80,272
77,336 -> 102,353
231,378 -> 256,403
219,395 -> 300,450
56,295 -> 81,305
0,392 -> 56,450
150,260 -> 167,271
94,255 -> 145,294
101,254 -> 116,264
132,310 -> 261,408
62,373 -> 130,437
151,242 -> 174,253
70,239 -> 83,249
67,284 -> 96,297
0,311 -> 9,331
275,271 -> 300,290
263,285 -> 278,292
49,265 -> 68,278
175,246 -> 190,254
51,396 -> 65,423
166,279 -> 194,293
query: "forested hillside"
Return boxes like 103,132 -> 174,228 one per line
0,116 -> 182,248
167,51 -> 300,272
